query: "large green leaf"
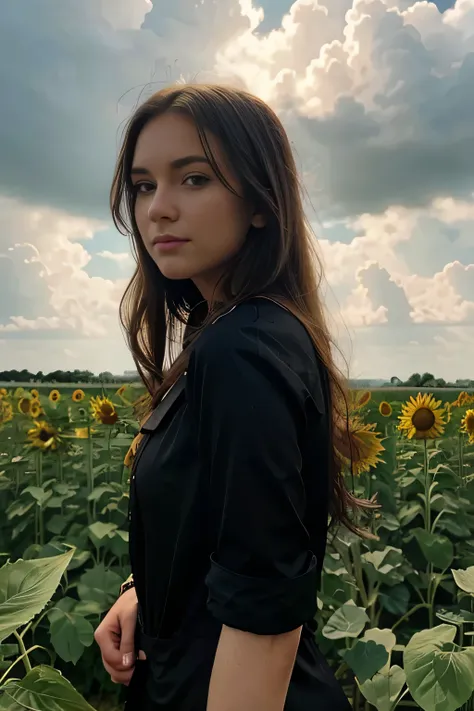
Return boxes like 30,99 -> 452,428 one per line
322,602 -> 369,640
48,598 -> 94,664
77,563 -> 122,613
452,566 -> 474,594
344,639 -> 389,683
404,624 -> 474,711
379,583 -> 410,615
0,549 -> 74,643
0,665 -> 96,710
362,547 -> 405,586
410,529 -> 454,570
359,665 -> 406,711
364,628 -> 397,653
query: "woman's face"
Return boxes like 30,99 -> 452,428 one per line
131,111 -> 264,301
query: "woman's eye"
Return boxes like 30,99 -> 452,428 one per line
133,182 -> 154,194
183,175 -> 209,187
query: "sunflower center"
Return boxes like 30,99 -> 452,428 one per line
465,414 -> 474,433
101,403 -> 114,415
412,407 -> 436,431
39,429 -> 51,442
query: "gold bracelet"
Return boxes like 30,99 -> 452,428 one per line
120,573 -> 134,596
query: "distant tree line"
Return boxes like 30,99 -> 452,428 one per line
0,369 -> 138,384
388,373 -> 474,389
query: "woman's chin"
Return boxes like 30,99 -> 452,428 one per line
156,259 -> 195,281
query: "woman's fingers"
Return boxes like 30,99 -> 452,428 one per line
102,657 -> 135,686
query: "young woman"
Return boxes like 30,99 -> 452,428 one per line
94,84 -> 371,710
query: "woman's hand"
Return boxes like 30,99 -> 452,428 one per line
94,587 -> 142,686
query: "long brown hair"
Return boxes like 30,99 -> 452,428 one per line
111,83 -> 375,534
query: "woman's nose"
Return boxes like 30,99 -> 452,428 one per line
147,188 -> 178,223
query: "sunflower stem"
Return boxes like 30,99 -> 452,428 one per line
13,630 -> 32,674
423,439 -> 435,628
459,433 -> 465,486
57,450 -> 63,483
38,450 -> 44,546
87,424 -> 93,524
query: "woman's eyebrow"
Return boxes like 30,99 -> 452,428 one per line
131,155 -> 210,176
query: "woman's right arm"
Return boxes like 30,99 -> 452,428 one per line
94,586 -> 139,686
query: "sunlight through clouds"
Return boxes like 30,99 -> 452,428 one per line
0,0 -> 472,378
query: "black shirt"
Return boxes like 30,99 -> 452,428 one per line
126,298 -> 350,710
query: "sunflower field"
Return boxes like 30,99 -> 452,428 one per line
1,384 -> 474,710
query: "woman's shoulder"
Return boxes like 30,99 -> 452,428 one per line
191,298 -> 325,396
197,297 -> 312,352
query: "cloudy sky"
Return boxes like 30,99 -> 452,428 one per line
2,0 -> 473,381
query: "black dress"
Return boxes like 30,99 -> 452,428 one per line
125,298 -> 350,710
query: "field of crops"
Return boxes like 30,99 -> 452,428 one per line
1,383 -> 474,711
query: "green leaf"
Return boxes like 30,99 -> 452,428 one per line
77,563 -> 122,613
0,549 -> 74,643
452,566 -> 474,594
344,639 -> 389,683
322,602 -> 369,640
404,624 -> 474,711
88,521 -> 118,542
398,502 -> 423,525
359,665 -> 406,711
48,605 -> 94,664
0,644 -> 18,658
376,513 -> 400,532
7,499 -> 35,520
364,628 -> 397,654
67,549 -> 91,572
87,485 -> 116,502
74,599 -> 105,616
437,609 -> 474,625
0,665 -> 96,710
23,486 -> 52,506
46,514 -> 69,535
379,584 -> 410,615
410,529 -> 454,570
362,547 -> 405,586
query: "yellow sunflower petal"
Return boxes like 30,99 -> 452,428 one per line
90,395 -> 119,425
398,392 -> 445,440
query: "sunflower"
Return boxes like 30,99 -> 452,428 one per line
18,397 -> 31,415
74,426 -> 97,438
398,393 -> 445,440
133,392 -> 153,423
30,389 -> 39,398
0,399 -> 13,425
444,402 -> 452,423
124,432 -> 144,468
72,389 -> 85,402
90,395 -> 119,425
338,416 -> 385,476
452,391 -> 474,408
350,390 -> 371,412
461,409 -> 474,444
379,401 -> 392,417
49,389 -> 61,403
30,400 -> 42,418
0,387 -> 8,398
27,420 -> 61,450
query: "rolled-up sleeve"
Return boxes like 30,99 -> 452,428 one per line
186,320 -> 319,635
